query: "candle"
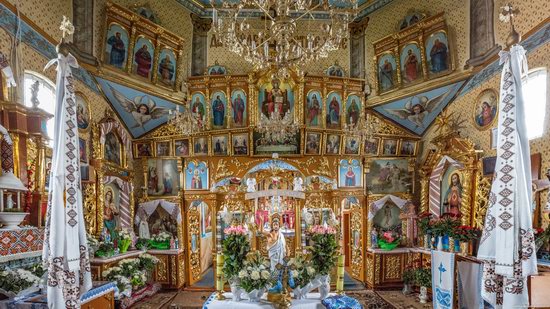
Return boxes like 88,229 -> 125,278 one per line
216,254 -> 224,291
336,255 -> 345,292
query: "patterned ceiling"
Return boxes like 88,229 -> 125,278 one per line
174,0 -> 394,19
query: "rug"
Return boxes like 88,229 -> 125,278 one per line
131,291 -> 178,309
376,291 -> 432,309
346,290 -> 395,309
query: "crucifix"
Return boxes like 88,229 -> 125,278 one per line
438,262 -> 447,285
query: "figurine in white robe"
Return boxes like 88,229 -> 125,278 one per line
293,176 -> 304,191
139,220 -> 150,239
263,217 -> 286,271
246,177 -> 257,192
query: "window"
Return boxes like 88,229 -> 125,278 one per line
24,72 -> 56,145
522,68 -> 547,140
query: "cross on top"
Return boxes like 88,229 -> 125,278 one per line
59,16 -> 75,38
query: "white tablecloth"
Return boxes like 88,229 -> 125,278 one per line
203,292 -> 330,309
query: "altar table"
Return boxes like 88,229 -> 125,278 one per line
203,292 -> 333,309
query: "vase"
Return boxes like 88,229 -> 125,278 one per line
436,236 -> 443,251
229,279 -> 243,301
454,239 -> 461,253
442,234 -> 449,251
293,286 -> 305,299
402,283 -> 412,295
424,234 -> 431,249
119,239 -> 131,253
419,286 -> 428,303
318,275 -> 331,300
246,288 -> 265,302
431,235 -> 437,249
448,237 -> 455,252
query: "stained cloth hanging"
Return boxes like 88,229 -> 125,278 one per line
42,52 -> 92,308
477,45 -> 537,308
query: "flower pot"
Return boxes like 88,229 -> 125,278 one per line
318,275 -> 330,300
119,239 -> 131,253
0,212 -> 29,229
246,288 -> 265,302
442,234 -> 449,251
424,234 -> 431,249
149,240 -> 170,250
436,236 -> 443,251
454,239 -> 461,253
419,286 -> 428,303
229,280 -> 243,301
378,239 -> 399,251
293,286 -> 305,300
402,283 -> 412,295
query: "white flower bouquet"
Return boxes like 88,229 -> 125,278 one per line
117,229 -> 134,253
0,268 -> 41,298
138,253 -> 160,272
238,252 -> 273,295
151,231 -> 172,249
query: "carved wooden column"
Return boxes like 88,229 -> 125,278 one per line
349,17 -> 369,78
190,14 -> 211,76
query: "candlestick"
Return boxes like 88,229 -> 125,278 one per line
216,253 -> 225,296
336,255 -> 345,293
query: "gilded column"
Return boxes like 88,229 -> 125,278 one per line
152,35 -> 162,84
126,23 -> 138,74
10,133 -> 20,178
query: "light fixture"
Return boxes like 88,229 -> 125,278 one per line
257,109 -> 299,144
343,112 -> 377,140
167,102 -> 203,135
211,0 -> 358,75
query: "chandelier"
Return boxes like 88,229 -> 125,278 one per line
168,104 -> 202,135
211,0 -> 358,75
257,110 -> 300,143
343,113 -> 378,139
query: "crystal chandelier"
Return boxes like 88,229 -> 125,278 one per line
257,110 -> 300,143
343,113 -> 378,139
168,104 -> 202,135
211,0 -> 358,75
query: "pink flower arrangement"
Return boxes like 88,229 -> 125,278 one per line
224,225 -> 247,235
309,225 -> 337,235
382,231 -> 395,243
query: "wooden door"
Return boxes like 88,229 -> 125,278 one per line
343,213 -> 351,266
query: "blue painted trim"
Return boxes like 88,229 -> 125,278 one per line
80,282 -> 117,302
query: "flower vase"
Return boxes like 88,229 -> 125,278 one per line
229,280 -> 243,301
402,283 -> 412,295
442,234 -> 450,251
424,234 -> 431,249
246,288 -> 265,302
454,239 -> 461,253
435,236 -> 442,251
419,286 -> 428,303
293,286 -> 305,300
119,239 -> 131,253
318,275 -> 331,300
448,237 -> 455,252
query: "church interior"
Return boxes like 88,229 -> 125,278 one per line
0,0 -> 549,308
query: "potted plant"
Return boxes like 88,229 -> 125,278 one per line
135,238 -> 150,251
150,231 -> 172,249
402,269 -> 415,295
415,268 -> 431,303
535,226 -> 550,252
0,268 -> 41,299
417,212 -> 432,249
95,241 -> 115,258
288,254 -> 316,299
378,230 -> 401,251
309,224 -> 339,299
118,229 -> 133,253
222,225 -> 250,301
238,251 -> 273,302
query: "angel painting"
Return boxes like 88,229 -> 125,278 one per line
385,92 -> 448,128
110,85 -> 169,131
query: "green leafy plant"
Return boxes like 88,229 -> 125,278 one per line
0,268 -> 40,295
414,268 -> 432,287
95,241 -> 115,257
238,251 -> 273,292
138,254 -> 159,272
535,226 -> 550,251
222,225 -> 250,281
288,254 -> 316,288
403,269 -> 415,284
417,212 -> 432,235
309,225 -> 339,276
135,238 -> 150,250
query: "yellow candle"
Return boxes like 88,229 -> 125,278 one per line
216,254 -> 224,291
337,255 -> 345,291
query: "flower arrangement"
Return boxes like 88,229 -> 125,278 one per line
135,238 -> 150,250
310,225 -> 339,276
95,241 -> 115,257
152,231 -> 172,242
222,225 -> 250,281
102,254 -> 159,298
451,225 -> 481,242
378,230 -> 401,250
535,226 -> 550,251
150,231 -> 172,249
0,268 -> 41,297
138,253 -> 160,272
238,251 -> 273,293
118,229 -> 133,253
288,254 -> 316,288
417,212 -> 433,235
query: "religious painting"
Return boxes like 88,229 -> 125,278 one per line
200,202 -> 212,237
377,52 -> 398,93
103,186 -> 120,238
190,92 -> 207,130
230,89 -> 247,127
375,80 -> 466,135
104,132 -> 122,166
324,134 -> 341,155
366,159 -> 412,194
156,141 -> 171,157
211,90 -> 227,129
482,156 -> 497,176
345,94 -> 361,127
133,4 -> 160,24
425,31 -> 451,77
252,131 -> 300,156
400,43 -> 423,85
304,131 -> 322,155
146,159 -> 180,196
193,136 -> 209,156
338,159 -> 363,188
326,92 -> 342,129
344,136 -> 361,155
399,140 -> 417,156
134,142 -> 152,157
364,137 -> 380,156
44,156 -> 52,190
305,90 -> 323,128
473,88 -> 498,130
132,36 -> 154,79
381,139 -> 398,156
491,127 -> 498,149
157,48 -> 176,87
95,77 -> 175,138
398,12 -> 426,30
212,134 -> 229,156
174,139 -> 190,157
147,207 -> 178,240
104,23 -> 128,69
81,165 -> 90,181
342,196 -> 359,210
207,63 -> 227,75
76,92 -> 90,132
440,168 -> 463,216
232,133 -> 249,156
79,138 -> 88,163
282,210 -> 296,232
325,63 -> 345,77
185,161 -> 209,190
373,202 -> 402,230
258,78 -> 294,120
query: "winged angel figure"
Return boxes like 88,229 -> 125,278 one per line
385,91 -> 449,128
109,85 -> 169,130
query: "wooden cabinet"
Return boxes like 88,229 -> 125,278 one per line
366,248 -> 409,289
90,250 -> 144,281
150,249 -> 185,289
81,290 -> 115,309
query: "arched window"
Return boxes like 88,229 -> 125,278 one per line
522,68 -> 547,140
24,71 -> 56,145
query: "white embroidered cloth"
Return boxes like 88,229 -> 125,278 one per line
135,199 -> 182,226
431,250 -> 455,309
477,45 -> 537,308
42,53 -> 92,308
367,194 -> 409,220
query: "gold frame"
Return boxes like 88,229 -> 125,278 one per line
102,21 -> 131,72
380,138 -> 400,156
174,138 -> 191,157
424,29 -> 454,79
190,91 -> 208,131
365,158 -> 415,195
155,140 -> 173,157
325,90 -> 344,129
192,135 -> 210,157
211,133 -> 230,156
155,46 -> 178,89
374,51 -> 400,95
305,89 -> 324,129
304,130 -> 323,156
399,41 -> 425,87
131,35 -> 156,81
398,139 -> 418,156
102,130 -> 126,168
133,141 -> 153,158
75,91 -> 91,133
229,88 -> 248,128
184,160 -> 210,191
324,133 -> 342,156
363,136 -> 380,157
230,132 -> 250,156
142,157 -> 184,198
337,158 -> 364,188
209,89 -> 229,130
343,135 -> 362,156
472,88 -> 499,131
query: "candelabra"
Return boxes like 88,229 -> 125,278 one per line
257,110 -> 300,144
167,104 -> 202,135
343,113 -> 378,140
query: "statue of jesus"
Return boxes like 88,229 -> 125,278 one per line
262,216 -> 286,271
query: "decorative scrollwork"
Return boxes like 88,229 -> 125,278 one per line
214,159 -> 232,181
474,171 -> 492,229
384,255 -> 402,280
83,183 -> 97,235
